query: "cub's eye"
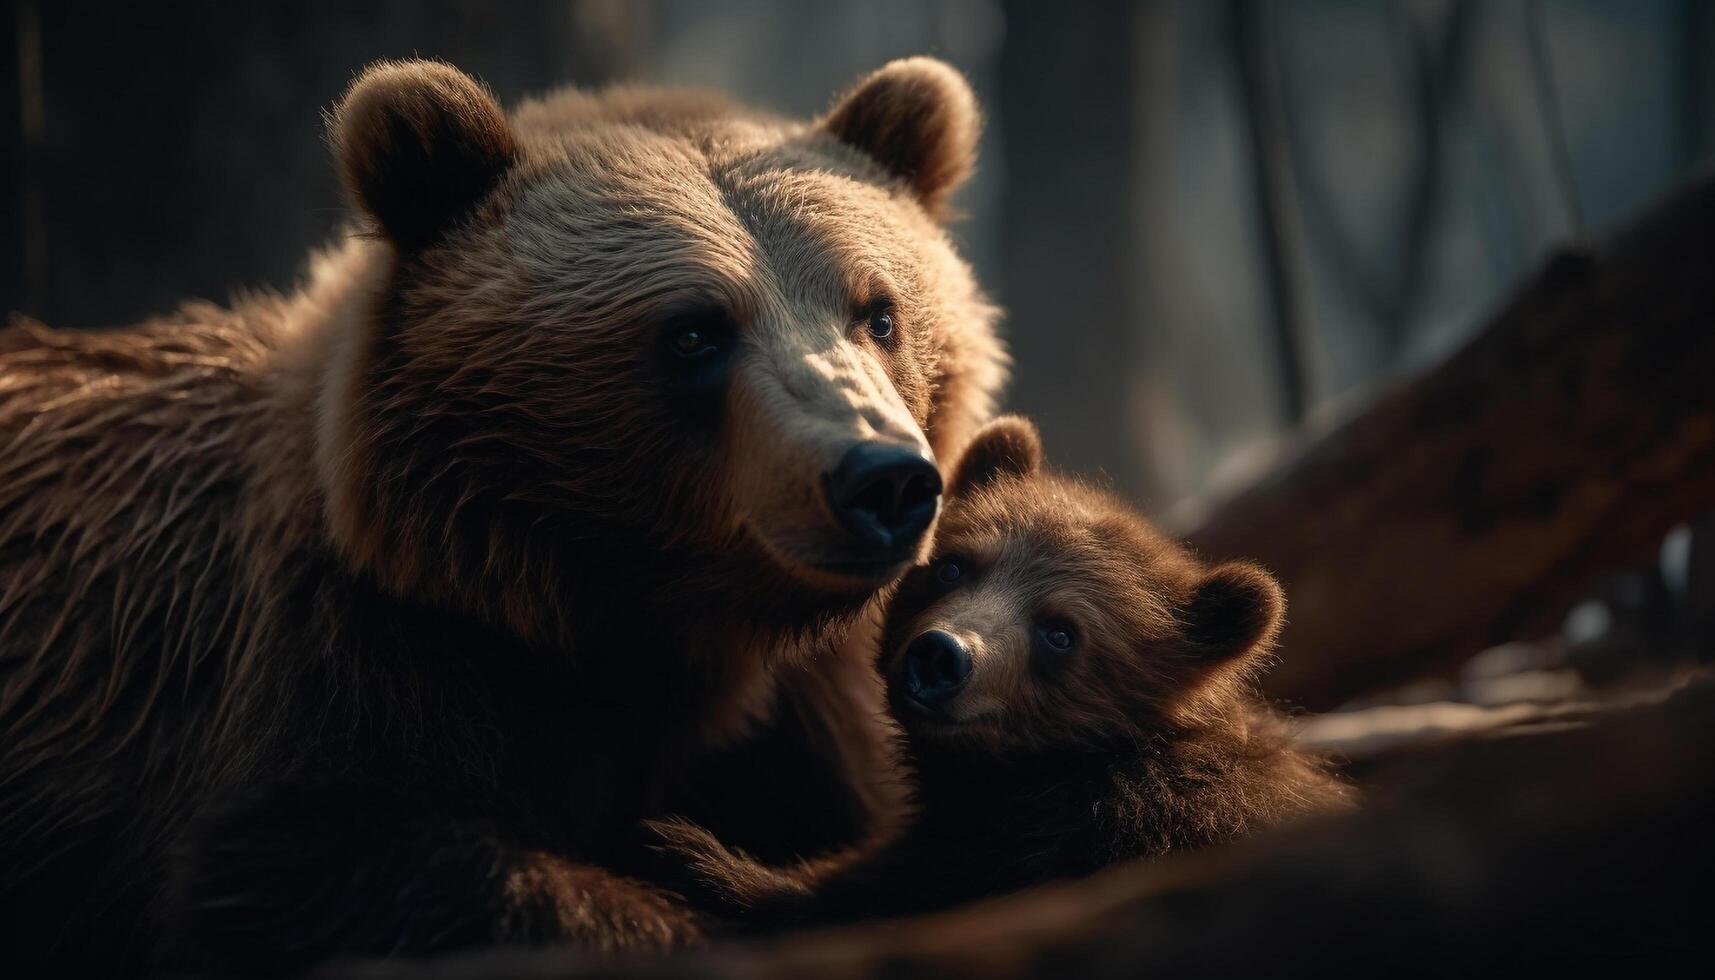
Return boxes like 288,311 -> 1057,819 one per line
866,308 -> 896,341
934,557 -> 962,585
1036,622 -> 1076,653
668,325 -> 718,358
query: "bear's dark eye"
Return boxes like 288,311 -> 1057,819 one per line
867,309 -> 896,341
668,325 -> 718,358
658,305 -> 738,410
1036,621 -> 1076,653
659,303 -> 736,365
934,557 -> 962,585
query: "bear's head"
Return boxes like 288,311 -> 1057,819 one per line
312,59 -> 1006,651
879,417 -> 1286,757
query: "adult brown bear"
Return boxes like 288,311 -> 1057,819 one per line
0,57 -> 1004,975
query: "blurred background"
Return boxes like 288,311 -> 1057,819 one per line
4,0 -> 1709,512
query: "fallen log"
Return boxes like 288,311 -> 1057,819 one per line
1179,175 -> 1715,710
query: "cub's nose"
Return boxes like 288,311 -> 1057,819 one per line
903,630 -> 972,705
824,442 -> 942,555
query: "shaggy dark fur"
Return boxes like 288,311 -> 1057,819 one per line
0,57 -> 1004,976
654,418 -> 1351,930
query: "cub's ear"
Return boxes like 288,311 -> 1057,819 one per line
330,60 -> 517,250
1182,562 -> 1285,665
822,57 -> 981,217
948,415 -> 1042,497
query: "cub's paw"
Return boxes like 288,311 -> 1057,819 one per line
644,817 -> 813,915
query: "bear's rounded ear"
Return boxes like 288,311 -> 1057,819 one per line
948,415 -> 1042,497
822,57 -> 981,217
330,60 -> 517,250
1182,562 -> 1286,665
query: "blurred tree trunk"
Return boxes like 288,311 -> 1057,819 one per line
1230,0 -> 1313,422
998,0 -> 1144,494
1183,175 -> 1715,710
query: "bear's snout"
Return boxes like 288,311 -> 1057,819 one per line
823,442 -> 942,558
901,629 -> 972,711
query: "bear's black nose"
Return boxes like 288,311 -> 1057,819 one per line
902,630 -> 971,705
824,441 -> 942,556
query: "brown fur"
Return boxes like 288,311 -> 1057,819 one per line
821,57 -> 982,219
653,418 -> 1350,930
331,62 -> 518,249
0,57 -> 1004,975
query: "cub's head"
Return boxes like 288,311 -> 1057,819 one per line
879,417 -> 1285,756
314,59 -> 1005,643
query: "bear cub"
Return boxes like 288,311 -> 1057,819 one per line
655,416 -> 1352,929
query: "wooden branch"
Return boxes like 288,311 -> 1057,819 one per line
320,674 -> 1715,979
1179,175 -> 1715,710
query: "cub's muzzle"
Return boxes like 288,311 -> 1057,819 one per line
901,629 -> 972,709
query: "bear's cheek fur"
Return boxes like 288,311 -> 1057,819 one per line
404,283 -> 730,541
